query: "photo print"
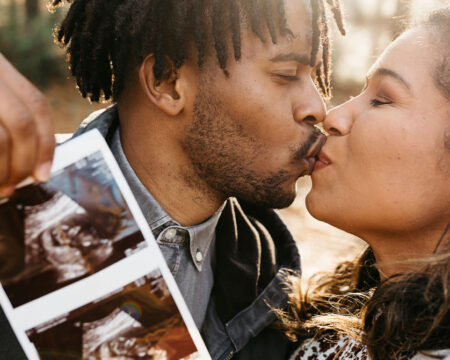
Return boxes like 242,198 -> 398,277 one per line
26,270 -> 200,360
0,150 -> 146,307
0,131 -> 211,360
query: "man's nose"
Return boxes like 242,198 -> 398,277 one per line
293,81 -> 326,126
323,102 -> 354,136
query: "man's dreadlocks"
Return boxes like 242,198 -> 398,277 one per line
50,0 -> 345,102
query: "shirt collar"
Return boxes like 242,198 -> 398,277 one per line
110,127 -> 224,270
186,202 -> 225,271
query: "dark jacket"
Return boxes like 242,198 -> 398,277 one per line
0,106 -> 301,360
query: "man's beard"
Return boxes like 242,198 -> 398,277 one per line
181,86 -> 321,209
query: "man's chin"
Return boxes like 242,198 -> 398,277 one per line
271,192 -> 297,209
239,189 -> 297,209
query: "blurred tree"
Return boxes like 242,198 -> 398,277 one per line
25,0 -> 40,20
0,0 -> 66,88
330,0 -> 411,105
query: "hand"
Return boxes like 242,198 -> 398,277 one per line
0,53 -> 55,196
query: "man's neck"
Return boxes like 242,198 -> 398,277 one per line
362,223 -> 446,279
118,108 -> 225,227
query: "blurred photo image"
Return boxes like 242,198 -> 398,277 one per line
0,151 -> 146,307
26,270 -> 199,360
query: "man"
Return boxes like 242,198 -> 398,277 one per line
0,0 -> 344,358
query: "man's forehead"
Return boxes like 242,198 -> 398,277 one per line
210,0 -> 315,67
283,0 -> 313,48
241,29 -> 312,64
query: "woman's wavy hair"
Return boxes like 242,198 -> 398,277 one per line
276,9 -> 450,359
277,230 -> 449,360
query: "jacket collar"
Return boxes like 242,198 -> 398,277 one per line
213,198 -> 300,324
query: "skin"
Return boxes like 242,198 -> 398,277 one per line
0,54 -> 55,195
118,0 -> 326,225
306,27 -> 450,277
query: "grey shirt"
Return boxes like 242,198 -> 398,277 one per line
111,128 -> 223,328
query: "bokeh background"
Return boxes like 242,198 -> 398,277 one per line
1,0 -> 448,278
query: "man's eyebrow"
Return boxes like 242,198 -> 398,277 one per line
269,52 -> 311,65
367,68 -> 411,91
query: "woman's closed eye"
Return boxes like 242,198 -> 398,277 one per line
370,98 -> 393,106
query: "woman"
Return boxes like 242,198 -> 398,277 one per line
281,7 -> 450,360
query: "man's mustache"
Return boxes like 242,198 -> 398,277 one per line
292,127 -> 323,162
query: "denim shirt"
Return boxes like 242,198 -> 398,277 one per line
110,128 -> 224,328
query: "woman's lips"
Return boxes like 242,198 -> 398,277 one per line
313,150 -> 332,173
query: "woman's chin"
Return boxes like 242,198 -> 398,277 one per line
305,190 -> 329,223
305,188 -> 348,231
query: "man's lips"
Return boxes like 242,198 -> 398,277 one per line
313,150 -> 332,173
306,134 -> 327,158
303,134 -> 327,175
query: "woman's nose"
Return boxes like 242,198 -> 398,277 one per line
323,102 -> 354,136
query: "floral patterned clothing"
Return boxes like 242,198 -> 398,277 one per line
290,335 -> 450,360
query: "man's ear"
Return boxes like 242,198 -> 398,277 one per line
139,54 -> 186,116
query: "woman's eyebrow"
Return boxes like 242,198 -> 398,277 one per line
367,68 -> 412,92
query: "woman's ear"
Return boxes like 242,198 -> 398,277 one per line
139,54 -> 186,116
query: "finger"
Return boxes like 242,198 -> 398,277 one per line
0,123 -> 10,185
0,80 -> 38,185
0,54 -> 54,181
0,186 -> 15,197
0,54 -> 45,101
30,96 -> 55,182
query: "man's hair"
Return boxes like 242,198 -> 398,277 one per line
50,0 -> 345,102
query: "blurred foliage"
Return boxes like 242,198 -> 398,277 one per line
329,0 -> 410,105
330,0 -> 448,105
0,0 -> 66,88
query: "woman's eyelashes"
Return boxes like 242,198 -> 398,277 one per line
370,91 -> 393,106
370,97 -> 393,106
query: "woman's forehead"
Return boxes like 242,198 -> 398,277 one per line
369,29 -> 435,86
